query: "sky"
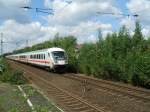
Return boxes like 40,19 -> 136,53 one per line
0,0 -> 150,53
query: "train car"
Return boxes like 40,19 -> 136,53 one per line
6,47 -> 68,71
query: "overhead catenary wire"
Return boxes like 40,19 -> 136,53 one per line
20,0 -> 72,15
20,6 -> 54,15
96,11 -> 139,18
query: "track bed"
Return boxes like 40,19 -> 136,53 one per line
8,60 -> 150,112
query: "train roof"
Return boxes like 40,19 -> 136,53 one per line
9,47 -> 65,56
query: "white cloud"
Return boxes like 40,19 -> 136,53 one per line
120,17 -> 135,29
45,0 -> 121,26
142,27 -> 150,38
0,20 -> 48,52
0,19 -> 112,53
0,0 -> 122,53
0,0 -> 31,23
68,21 -> 112,43
127,0 -> 150,24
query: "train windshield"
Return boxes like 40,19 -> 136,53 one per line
52,51 -> 66,60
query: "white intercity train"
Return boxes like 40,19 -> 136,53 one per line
6,47 -> 68,71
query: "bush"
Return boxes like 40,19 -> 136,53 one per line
34,106 -> 49,112
0,59 -> 27,85
77,23 -> 150,89
10,70 -> 27,85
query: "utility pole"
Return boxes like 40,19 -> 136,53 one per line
26,40 -> 29,47
0,33 -> 3,56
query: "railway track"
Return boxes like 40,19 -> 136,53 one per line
8,60 -> 150,112
12,61 -> 109,112
63,74 -> 150,102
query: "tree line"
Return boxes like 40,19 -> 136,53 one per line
13,22 -> 150,89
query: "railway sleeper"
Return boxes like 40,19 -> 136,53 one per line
65,101 -> 83,106
56,95 -> 71,99
47,88 -> 59,92
71,105 -> 90,111
62,99 -> 79,104
47,91 -> 66,95
68,103 -> 87,108
49,92 -> 66,96
80,108 -> 96,112
59,96 -> 75,101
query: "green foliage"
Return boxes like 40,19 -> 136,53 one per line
9,70 -> 27,85
78,22 -> 150,89
0,59 -> 27,84
34,106 -> 49,112
131,53 -> 150,88
9,108 -> 20,112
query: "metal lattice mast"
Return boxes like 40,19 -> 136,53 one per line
0,33 -> 3,56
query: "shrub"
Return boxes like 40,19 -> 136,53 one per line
0,59 -> 27,84
10,70 -> 27,85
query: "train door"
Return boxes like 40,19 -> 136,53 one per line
47,52 -> 53,69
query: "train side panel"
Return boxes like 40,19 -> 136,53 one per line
6,47 -> 68,71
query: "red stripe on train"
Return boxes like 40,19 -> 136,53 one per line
29,59 -> 50,63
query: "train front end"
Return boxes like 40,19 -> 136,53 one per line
50,48 -> 68,71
